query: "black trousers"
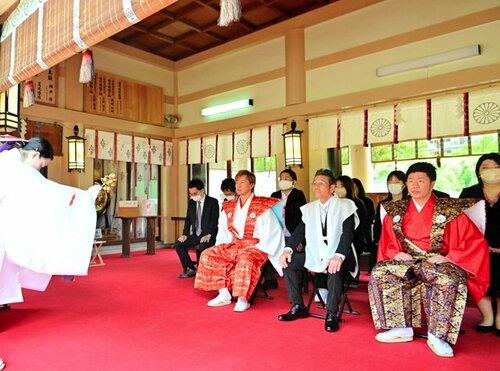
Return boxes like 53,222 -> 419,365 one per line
174,235 -> 213,270
283,252 -> 345,313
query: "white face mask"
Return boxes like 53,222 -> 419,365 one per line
225,195 -> 236,201
388,183 -> 404,195
335,187 -> 347,198
278,179 -> 293,191
480,168 -> 500,184
190,194 -> 202,202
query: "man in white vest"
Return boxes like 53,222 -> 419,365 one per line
278,168 -> 358,332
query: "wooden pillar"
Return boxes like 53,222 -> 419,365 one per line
285,29 -> 305,106
284,29 -> 309,193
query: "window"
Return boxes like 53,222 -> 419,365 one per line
208,161 -> 227,200
253,156 -> 277,196
341,147 -> 350,165
370,131 -> 499,196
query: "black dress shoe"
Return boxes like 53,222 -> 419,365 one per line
325,311 -> 340,332
278,304 -> 308,321
476,324 -> 494,333
178,267 -> 196,278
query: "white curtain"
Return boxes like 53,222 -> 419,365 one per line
340,111 -> 364,146
431,94 -> 464,138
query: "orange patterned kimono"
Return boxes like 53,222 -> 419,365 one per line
194,195 -> 283,299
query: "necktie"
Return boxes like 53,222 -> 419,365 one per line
196,201 -> 202,236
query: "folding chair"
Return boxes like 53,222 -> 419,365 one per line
249,263 -> 274,305
305,246 -> 360,321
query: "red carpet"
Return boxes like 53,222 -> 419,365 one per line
1,249 -> 498,370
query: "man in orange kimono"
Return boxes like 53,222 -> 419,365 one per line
194,170 -> 284,312
369,162 -> 489,357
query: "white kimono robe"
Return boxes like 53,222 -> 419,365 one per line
300,197 -> 359,273
216,194 -> 285,275
0,149 -> 98,304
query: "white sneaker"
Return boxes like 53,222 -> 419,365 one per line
375,328 -> 414,343
207,290 -> 232,307
427,332 -> 454,357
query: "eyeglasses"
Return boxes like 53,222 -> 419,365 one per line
311,181 -> 329,187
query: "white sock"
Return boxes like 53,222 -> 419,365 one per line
428,332 -> 453,354
377,327 -> 413,340
218,288 -> 231,301
236,296 -> 248,306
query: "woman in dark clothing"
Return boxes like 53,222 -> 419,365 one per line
370,170 -> 408,271
352,178 -> 375,253
335,176 -> 368,266
460,153 -> 500,335
264,169 -> 307,289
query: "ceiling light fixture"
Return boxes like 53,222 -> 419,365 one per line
201,99 -> 253,116
376,45 -> 481,77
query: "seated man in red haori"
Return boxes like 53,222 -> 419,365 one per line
194,170 -> 284,312
369,162 -> 490,358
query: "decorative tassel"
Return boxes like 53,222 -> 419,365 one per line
218,0 -> 241,27
79,49 -> 94,83
23,81 -> 35,107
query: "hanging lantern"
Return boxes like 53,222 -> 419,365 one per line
283,120 -> 303,168
0,84 -> 21,134
67,125 -> 85,172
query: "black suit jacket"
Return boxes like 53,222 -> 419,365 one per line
270,188 -> 307,234
183,195 -> 219,241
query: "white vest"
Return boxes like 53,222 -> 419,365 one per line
301,197 -> 358,272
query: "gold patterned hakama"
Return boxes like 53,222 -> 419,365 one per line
369,259 -> 467,344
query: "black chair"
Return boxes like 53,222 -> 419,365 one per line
249,263 -> 274,305
305,269 -> 359,321
305,246 -> 359,322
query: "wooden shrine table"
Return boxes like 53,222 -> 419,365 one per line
117,216 -> 158,257
89,240 -> 106,266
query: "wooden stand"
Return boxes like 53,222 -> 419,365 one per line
118,216 -> 158,257
90,240 -> 106,266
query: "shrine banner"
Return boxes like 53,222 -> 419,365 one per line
97,131 -> 115,161
270,123 -> 284,155
340,111 -> 364,147
150,139 -> 165,166
202,136 -> 217,164
397,100 -> 427,141
178,140 -> 187,165
217,134 -> 232,163
85,129 -> 96,158
309,116 -> 337,150
431,94 -> 464,138
134,136 -> 150,164
117,134 -> 133,162
469,87 -> 500,134
367,106 -> 394,144
233,131 -> 250,160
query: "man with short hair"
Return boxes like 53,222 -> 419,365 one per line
369,162 -> 490,357
175,179 -> 219,278
220,177 -> 236,202
278,168 -> 358,332
194,170 -> 284,312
